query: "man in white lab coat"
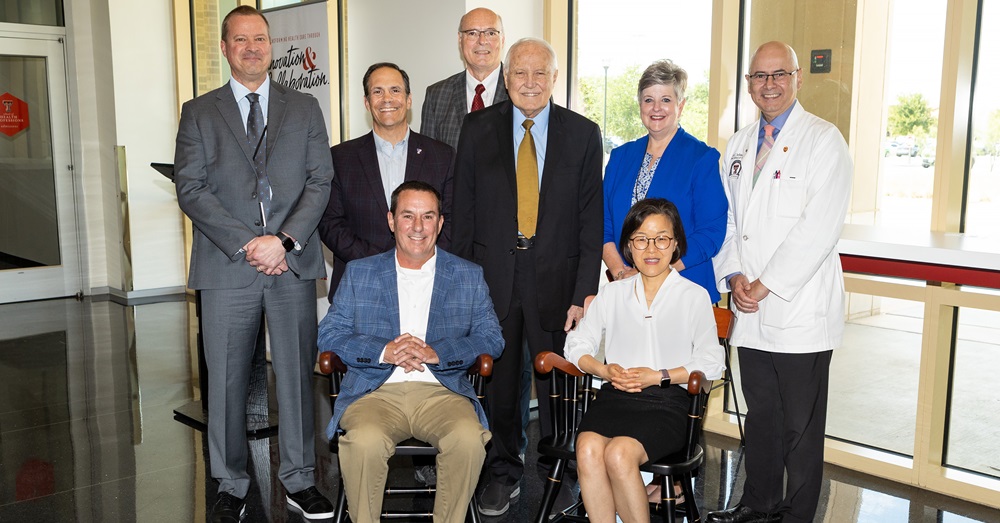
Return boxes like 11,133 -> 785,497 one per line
708,41 -> 853,523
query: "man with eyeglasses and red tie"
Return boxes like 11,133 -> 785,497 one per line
708,41 -> 853,523
420,7 -> 509,150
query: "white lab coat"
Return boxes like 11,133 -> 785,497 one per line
713,102 -> 853,354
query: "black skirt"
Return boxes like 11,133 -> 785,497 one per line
577,382 -> 689,462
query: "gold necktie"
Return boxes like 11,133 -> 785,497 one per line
516,119 -> 539,238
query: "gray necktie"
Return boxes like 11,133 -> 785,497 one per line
246,93 -> 271,229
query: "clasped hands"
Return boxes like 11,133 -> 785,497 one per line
384,333 -> 439,373
244,235 -> 288,276
729,273 -> 770,313
600,363 -> 659,393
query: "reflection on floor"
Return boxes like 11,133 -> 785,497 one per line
0,297 -> 996,522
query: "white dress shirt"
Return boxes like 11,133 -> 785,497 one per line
381,251 -> 440,384
465,66 -> 502,111
564,270 -> 726,387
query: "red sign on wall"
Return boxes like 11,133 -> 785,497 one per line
0,92 -> 30,137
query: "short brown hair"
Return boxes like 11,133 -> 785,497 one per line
221,6 -> 269,41
390,181 -> 442,215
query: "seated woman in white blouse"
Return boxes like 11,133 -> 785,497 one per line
565,198 -> 725,523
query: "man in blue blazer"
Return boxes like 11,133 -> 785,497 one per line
318,181 -> 504,523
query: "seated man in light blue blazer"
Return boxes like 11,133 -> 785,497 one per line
318,180 -> 504,523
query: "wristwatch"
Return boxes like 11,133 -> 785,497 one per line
659,369 -> 671,388
277,232 -> 296,253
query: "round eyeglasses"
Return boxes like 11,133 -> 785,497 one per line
629,235 -> 674,251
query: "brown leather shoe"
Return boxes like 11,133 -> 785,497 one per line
705,504 -> 781,523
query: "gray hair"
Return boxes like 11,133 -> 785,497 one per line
504,37 -> 558,72
637,59 -> 687,101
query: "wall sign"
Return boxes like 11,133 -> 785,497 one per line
0,92 -> 30,137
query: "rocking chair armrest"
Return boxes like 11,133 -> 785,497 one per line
534,351 -> 585,377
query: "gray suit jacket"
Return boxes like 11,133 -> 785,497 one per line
420,66 -> 508,150
174,81 -> 334,289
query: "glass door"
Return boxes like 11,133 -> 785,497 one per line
0,33 -> 79,303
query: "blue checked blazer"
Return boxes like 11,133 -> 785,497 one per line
317,248 -> 504,439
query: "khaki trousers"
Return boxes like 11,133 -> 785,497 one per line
339,381 -> 491,523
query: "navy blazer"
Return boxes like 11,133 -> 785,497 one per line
318,130 -> 454,300
317,248 -> 504,439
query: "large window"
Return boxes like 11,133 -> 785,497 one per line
875,1 -> 947,231
0,0 -> 63,26
945,305 -> 1000,479
829,296 -> 923,456
965,2 -> 1000,236
571,0 -> 713,159
191,0 -> 238,96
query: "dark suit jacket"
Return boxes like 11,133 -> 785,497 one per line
317,248 -> 504,439
318,130 -> 454,300
420,66 -> 508,150
452,101 -> 603,331
175,81 -> 333,289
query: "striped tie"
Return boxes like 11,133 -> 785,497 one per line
753,124 -> 775,188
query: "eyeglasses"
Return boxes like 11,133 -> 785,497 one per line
629,235 -> 674,251
460,28 -> 502,41
746,69 -> 799,85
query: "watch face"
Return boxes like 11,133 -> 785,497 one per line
282,237 -> 294,252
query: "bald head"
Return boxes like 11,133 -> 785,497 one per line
749,41 -> 799,71
746,41 -> 802,121
458,8 -> 505,80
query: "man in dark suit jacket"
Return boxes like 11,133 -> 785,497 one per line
420,7 -> 509,150
452,37 -> 603,517
319,62 -> 454,302
318,181 -> 504,523
173,6 -> 334,522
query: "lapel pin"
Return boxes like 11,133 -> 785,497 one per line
416,148 -> 423,155
783,146 -> 788,152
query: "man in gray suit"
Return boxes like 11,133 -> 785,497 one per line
420,7 -> 508,150
173,6 -> 334,522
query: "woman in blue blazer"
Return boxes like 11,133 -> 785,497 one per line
603,59 -> 727,303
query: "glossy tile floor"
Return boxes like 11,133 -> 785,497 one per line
0,297 -> 997,523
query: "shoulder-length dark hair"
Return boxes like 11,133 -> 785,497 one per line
619,198 -> 687,266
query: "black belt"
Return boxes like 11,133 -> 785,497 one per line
516,236 -> 535,250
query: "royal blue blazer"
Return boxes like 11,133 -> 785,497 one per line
603,128 -> 727,303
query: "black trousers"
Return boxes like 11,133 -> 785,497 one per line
484,248 -> 566,487
737,347 -> 832,523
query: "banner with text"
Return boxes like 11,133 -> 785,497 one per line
266,2 -> 333,131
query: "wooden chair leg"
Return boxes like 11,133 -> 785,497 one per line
679,474 -> 699,523
534,458 -> 567,523
661,474 -> 676,523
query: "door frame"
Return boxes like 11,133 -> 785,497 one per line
0,26 -> 82,303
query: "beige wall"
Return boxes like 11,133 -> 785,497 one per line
748,0 -> 858,142
108,0 -> 186,293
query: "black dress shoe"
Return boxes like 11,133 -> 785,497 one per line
286,486 -> 334,520
211,492 -> 246,523
705,503 -> 781,523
